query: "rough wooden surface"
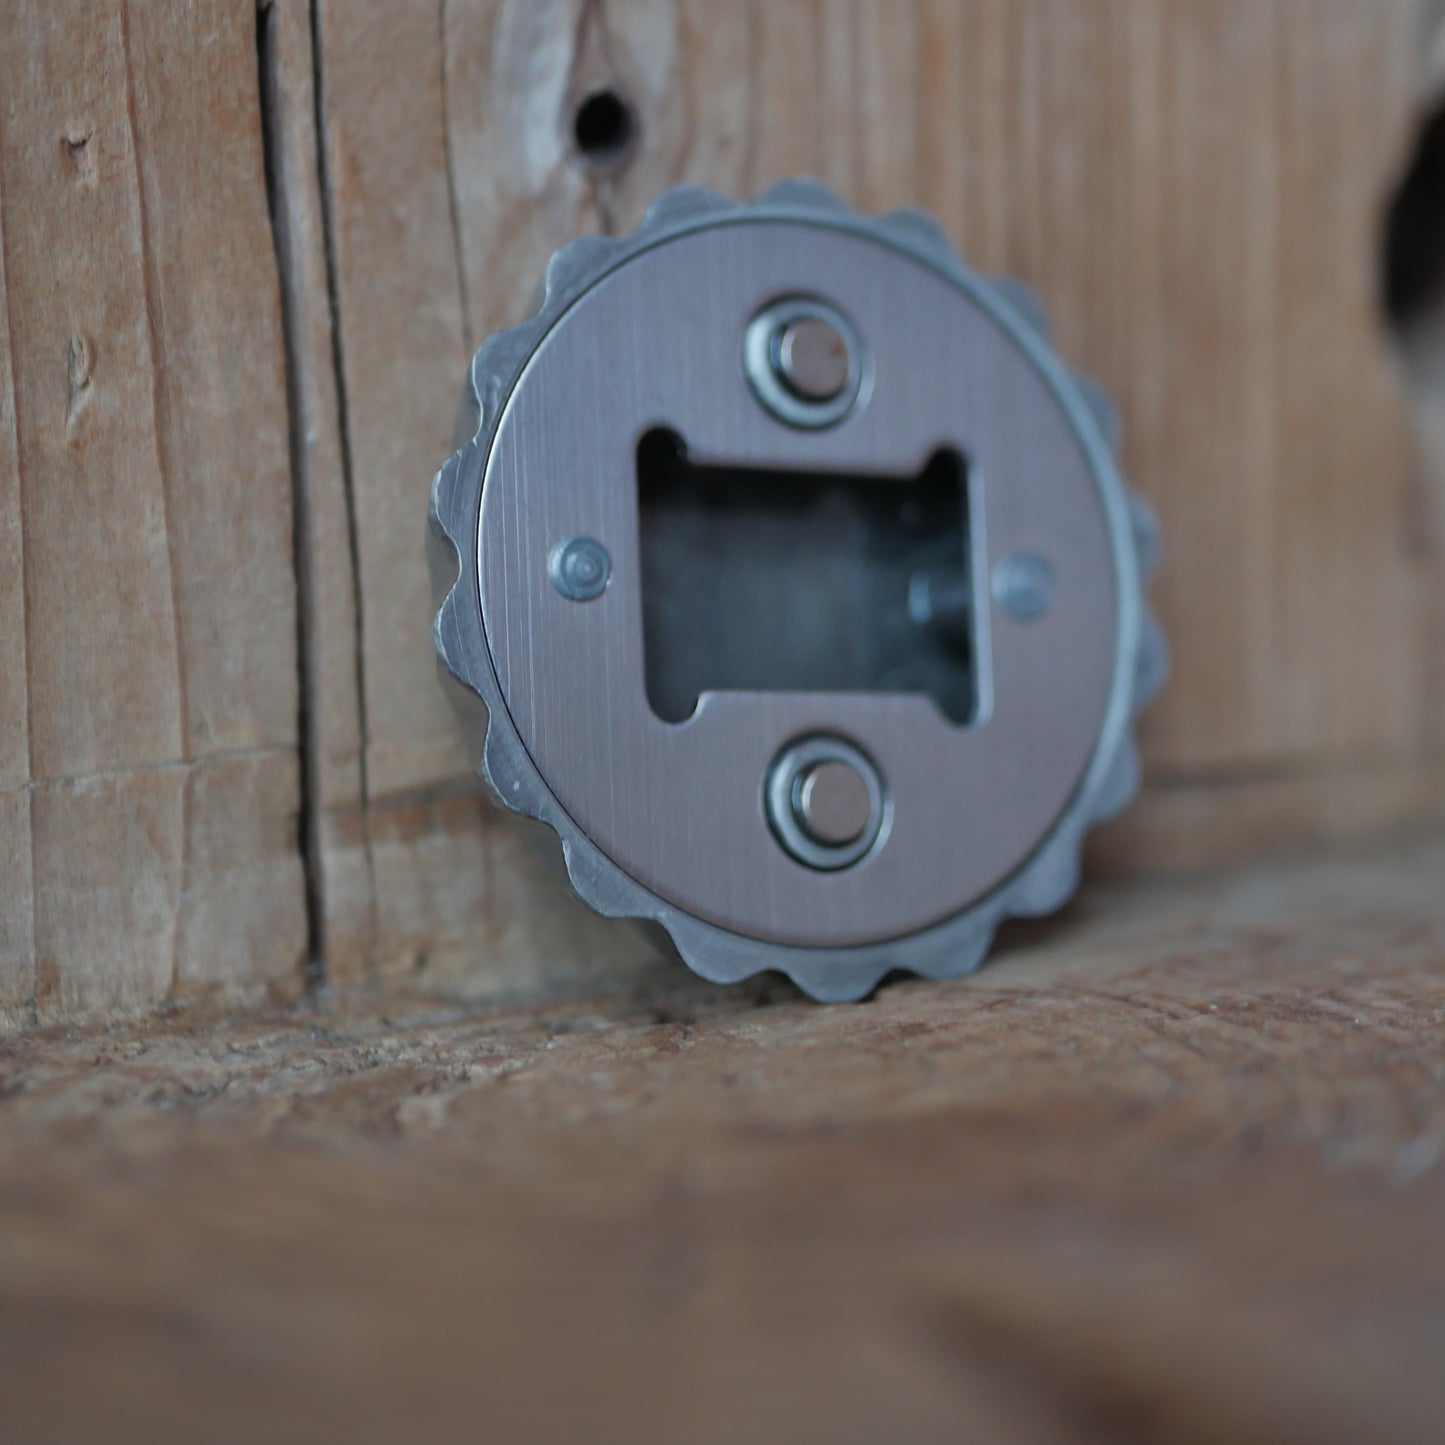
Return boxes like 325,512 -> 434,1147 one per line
2,1 -> 1443,1020
2,831 -> 1443,1443
0,1 -> 307,1028
308,0 -> 1445,983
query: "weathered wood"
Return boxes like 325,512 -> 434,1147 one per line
1091,752 -> 1445,873
0,792 -> 32,1019
259,0 -> 371,978
0,131 -> 31,1018
3,1 -> 1443,1020
311,0 -> 648,986
0,1 -> 306,1024
2,832 -> 1443,1443
309,0 -> 1444,986
3,15 -> 1443,1435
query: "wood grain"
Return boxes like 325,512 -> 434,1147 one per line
310,0 -> 1445,985
309,0 -> 650,986
2,832 -> 1443,1443
2,1 -> 1442,1019
258,0 -> 370,977
3,14 -> 1443,1436
0,1 -> 306,1024
0,127 -> 32,1013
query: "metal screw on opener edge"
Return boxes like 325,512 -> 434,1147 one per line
548,536 -> 611,602
428,178 -> 1169,1002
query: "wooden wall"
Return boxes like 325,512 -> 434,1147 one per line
0,2 -> 307,1024
2,0 -> 1442,1027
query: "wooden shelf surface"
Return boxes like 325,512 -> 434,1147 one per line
3,833 -> 1444,1443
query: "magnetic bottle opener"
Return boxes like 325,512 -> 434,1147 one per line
429,180 -> 1166,1001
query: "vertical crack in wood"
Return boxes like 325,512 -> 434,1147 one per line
257,0 -> 325,989
119,0 -> 189,1000
0,91 -> 40,1013
308,0 -> 380,973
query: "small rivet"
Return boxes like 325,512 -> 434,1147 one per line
766,736 -> 888,872
774,317 -> 851,402
549,535 -> 612,602
993,552 -> 1056,623
742,297 -> 869,431
794,760 -> 872,847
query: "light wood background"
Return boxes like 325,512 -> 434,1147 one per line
2,0 -> 1443,1026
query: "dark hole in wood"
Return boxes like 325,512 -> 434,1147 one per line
573,89 -> 634,162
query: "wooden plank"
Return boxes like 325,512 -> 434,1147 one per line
2,832 -> 1444,1442
442,0 -> 597,349
1,1 -> 184,781
503,0 -> 1438,791
3,2 -> 1440,1018
0,0 -> 306,1019
1270,0 -> 1426,761
0,790 -> 33,1027
1091,753 -> 1445,874
316,0 -> 472,805
172,751 -> 305,997
29,772 -> 180,1013
0,141 -> 27,797
121,1 -> 309,996
314,0 -> 655,986
299,0 -> 1442,992
124,0 -> 300,757
0,116 -> 33,1020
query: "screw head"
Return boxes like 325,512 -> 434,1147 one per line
794,760 -> 873,847
742,297 -> 869,431
993,551 -> 1056,623
774,316 -> 851,402
548,535 -> 612,602
766,736 -> 889,872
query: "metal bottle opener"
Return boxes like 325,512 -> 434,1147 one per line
429,180 -> 1166,1001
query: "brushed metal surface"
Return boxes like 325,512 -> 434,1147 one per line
477,220 -> 1121,948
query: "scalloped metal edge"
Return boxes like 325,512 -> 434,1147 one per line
429,177 -> 1168,1003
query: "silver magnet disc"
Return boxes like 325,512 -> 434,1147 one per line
766,736 -> 889,872
742,296 -> 870,430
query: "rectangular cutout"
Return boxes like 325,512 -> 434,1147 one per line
637,428 -> 979,726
